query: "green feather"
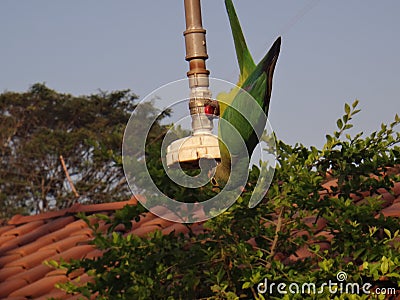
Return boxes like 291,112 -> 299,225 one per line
218,0 -> 256,118
225,0 -> 256,86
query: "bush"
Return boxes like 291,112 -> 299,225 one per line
57,101 -> 400,299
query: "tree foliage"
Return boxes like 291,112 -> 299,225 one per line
0,83 -> 138,218
57,101 -> 400,299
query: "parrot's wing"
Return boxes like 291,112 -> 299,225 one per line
217,0 -> 256,118
220,37 -> 281,159
239,37 -> 281,116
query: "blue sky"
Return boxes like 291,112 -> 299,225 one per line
1,1 -> 399,147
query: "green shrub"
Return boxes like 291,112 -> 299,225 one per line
56,101 -> 400,299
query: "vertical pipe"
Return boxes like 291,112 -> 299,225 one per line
184,0 -> 209,82
183,0 -> 214,134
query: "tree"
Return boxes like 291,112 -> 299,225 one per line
57,101 -> 400,299
0,83 -> 140,218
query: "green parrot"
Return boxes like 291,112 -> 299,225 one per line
211,0 -> 281,190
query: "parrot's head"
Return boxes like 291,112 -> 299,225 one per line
210,162 -> 230,191
210,154 -> 248,192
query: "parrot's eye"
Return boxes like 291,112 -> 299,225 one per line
211,177 -> 219,187
211,177 -> 221,193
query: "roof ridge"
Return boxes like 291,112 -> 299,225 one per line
8,197 -> 138,226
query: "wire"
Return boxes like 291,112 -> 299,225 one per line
278,0 -> 321,36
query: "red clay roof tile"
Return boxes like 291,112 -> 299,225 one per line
64,219 -> 88,230
0,278 -> 28,299
6,198 -> 137,226
69,198 -> 137,213
39,234 -> 91,253
303,216 -> 328,232
2,297 -> 27,300
189,222 -> 206,235
39,223 -> 86,243
0,232 -> 42,254
9,275 -> 68,298
0,225 -> 16,236
42,216 -> 77,231
72,272 -> 92,284
393,181 -> 400,196
50,244 -> 96,262
69,227 -> 94,238
0,266 -> 24,282
34,289 -> 69,300
0,218 -> 74,256
5,249 -> 58,269
2,220 -> 44,237
44,268 -> 67,278
0,234 -> 15,246
8,237 -> 56,257
8,264 -> 52,285
85,248 -> 103,260
321,178 -> 338,192
142,216 -> 175,228
130,224 -> 162,237
0,253 -> 23,268
381,202 -> 400,217
131,212 -> 158,228
161,222 -> 190,235
8,211 -> 67,225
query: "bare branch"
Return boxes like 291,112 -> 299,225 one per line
59,155 -> 79,199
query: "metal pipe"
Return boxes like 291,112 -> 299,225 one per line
183,0 -> 215,134
183,0 -> 209,82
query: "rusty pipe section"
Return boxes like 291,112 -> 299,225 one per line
184,0 -> 209,82
183,0 -> 215,134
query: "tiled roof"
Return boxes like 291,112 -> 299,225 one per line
0,168 -> 399,299
288,176 -> 400,262
0,196 -> 203,299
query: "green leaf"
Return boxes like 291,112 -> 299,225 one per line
337,118 -> 343,130
112,232 -> 119,243
385,272 -> 400,278
384,228 -> 392,239
242,282 -> 251,289
362,261 -> 369,270
45,259 -> 60,268
326,134 -> 333,143
345,103 -> 350,114
381,257 -> 389,275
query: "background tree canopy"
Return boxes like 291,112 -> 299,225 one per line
0,83 -> 141,218
0,83 -> 209,220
